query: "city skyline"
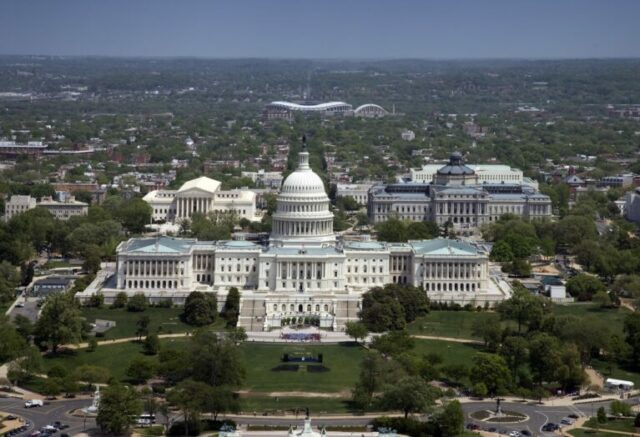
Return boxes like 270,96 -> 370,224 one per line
1,0 -> 639,59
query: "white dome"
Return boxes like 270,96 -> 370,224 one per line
270,147 -> 335,248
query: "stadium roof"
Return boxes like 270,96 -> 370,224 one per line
267,101 -> 352,111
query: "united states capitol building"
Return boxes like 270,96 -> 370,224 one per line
82,146 -> 511,331
369,152 -> 552,233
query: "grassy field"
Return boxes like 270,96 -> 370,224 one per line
413,338 -> 482,366
568,429 -> 621,437
408,304 -> 630,340
584,418 -> 638,433
81,307 -> 217,339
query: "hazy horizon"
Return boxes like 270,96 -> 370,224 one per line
2,0 -> 639,59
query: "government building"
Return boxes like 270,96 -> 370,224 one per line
369,153 -> 552,233
143,176 -> 258,223
81,147 -> 511,331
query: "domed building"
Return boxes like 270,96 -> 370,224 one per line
270,147 -> 335,247
87,140 -> 511,331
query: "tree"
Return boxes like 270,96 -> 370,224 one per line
227,326 -> 247,345
371,330 -> 415,357
472,313 -> 502,351
96,383 -> 142,435
127,293 -> 148,312
472,382 -> 488,398
490,240 -> 514,262
437,400 -> 465,437
360,284 -> 428,332
114,197 -> 152,233
496,286 -> 547,333
610,400 -> 633,417
0,261 -> 20,304
380,377 -> 440,418
167,379 -> 213,437
74,365 -> 111,389
87,337 -> 98,352
206,386 -> 241,421
126,357 -> 155,384
35,292 -> 84,353
42,377 -> 62,398
597,406 -> 607,423
190,330 -> 245,388
143,333 -> 160,355
470,353 -> 511,396
345,321 -> 369,344
135,315 -> 150,340
566,274 -> 606,301
593,290 -> 613,308
500,336 -> 529,384
182,291 -> 217,326
0,316 -> 27,362
624,312 -> 640,368
82,245 -> 102,274
111,292 -> 128,309
528,333 -> 562,388
222,287 -> 240,327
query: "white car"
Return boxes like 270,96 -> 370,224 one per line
15,302 -> 25,308
24,399 -> 43,408
508,432 -> 521,437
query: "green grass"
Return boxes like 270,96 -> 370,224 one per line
553,303 -> 630,336
407,311 -> 495,339
569,429 -> 624,437
241,342 -> 364,393
412,338 -> 483,366
584,418 -> 638,433
81,306 -> 217,339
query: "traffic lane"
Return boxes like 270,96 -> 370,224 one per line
225,415 -> 372,427
0,397 -> 97,435
461,401 -> 574,436
8,299 -> 40,323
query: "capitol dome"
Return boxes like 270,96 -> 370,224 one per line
270,146 -> 335,247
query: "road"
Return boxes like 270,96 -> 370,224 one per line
0,396 -> 631,437
8,298 -> 40,323
0,397 -> 96,436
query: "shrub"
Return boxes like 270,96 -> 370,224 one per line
127,293 -> 148,312
111,292 -> 128,309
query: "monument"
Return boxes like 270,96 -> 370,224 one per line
288,410 -> 326,437
82,386 -> 101,415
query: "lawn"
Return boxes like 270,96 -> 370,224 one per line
553,303 -> 630,336
407,311 -> 495,339
80,306 -> 217,339
241,342 -> 364,393
568,429 -> 624,437
584,418 -> 638,433
412,338 -> 482,366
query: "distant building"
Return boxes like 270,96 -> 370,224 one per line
263,101 -> 353,120
607,104 -> 640,120
369,153 -> 552,233
599,174 -> 634,188
353,104 -> 388,118
143,176 -> 258,223
400,130 -> 416,141
38,196 -> 89,220
624,188 -> 640,223
32,276 -> 75,296
0,140 -> 47,158
4,195 -> 36,221
336,183 -> 375,205
411,162 -> 537,189
241,170 -> 284,188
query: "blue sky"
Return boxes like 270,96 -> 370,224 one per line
1,0 -> 638,58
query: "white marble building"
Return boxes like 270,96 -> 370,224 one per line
143,176 -> 258,223
84,147 -> 510,331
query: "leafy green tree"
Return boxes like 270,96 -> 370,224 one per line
623,312 -> 640,368
0,316 -> 27,362
42,377 -> 62,398
115,197 -> 152,233
500,336 -> 529,384
74,365 -> 111,389
496,286 -> 547,333
7,346 -> 41,383
472,382 -> 488,398
222,287 -> 240,327
0,261 -> 20,304
96,383 -> 143,435
375,218 -> 407,242
35,292 -> 84,353
371,330 -> 415,357
380,377 -> 440,418
111,292 -> 128,309
490,240 -> 514,262
167,379 -> 213,436
437,400 -> 465,437
143,332 -> 160,355
190,330 -> 245,388
227,326 -> 247,345
472,313 -> 502,351
87,337 -> 98,352
182,291 -> 217,326
528,333 -> 562,388
566,274 -> 606,301
555,215 -> 598,250
610,400 -> 633,417
207,386 -> 241,421
345,321 -> 369,344
82,245 -> 102,274
126,357 -> 156,384
597,406 -> 607,423
470,353 -> 511,396
135,315 -> 150,340
127,293 -> 148,312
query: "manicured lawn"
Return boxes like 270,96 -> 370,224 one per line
569,429 -> 623,437
407,311 -> 495,339
584,418 -> 638,433
81,307 -> 213,339
241,342 -> 364,393
412,338 -> 483,366
553,303 -> 630,336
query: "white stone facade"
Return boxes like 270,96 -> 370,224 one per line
83,148 -> 511,331
336,183 -> 374,205
143,176 -> 258,223
4,194 -> 36,221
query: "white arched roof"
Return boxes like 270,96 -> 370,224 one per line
354,103 -> 387,114
267,101 -> 352,112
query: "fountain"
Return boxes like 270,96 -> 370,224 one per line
288,409 -> 326,437
81,385 -> 101,415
